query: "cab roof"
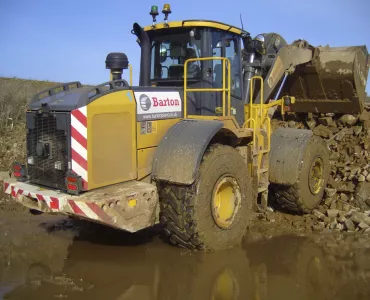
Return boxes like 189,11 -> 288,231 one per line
144,20 -> 249,36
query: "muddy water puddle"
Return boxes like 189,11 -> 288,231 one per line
1,213 -> 370,300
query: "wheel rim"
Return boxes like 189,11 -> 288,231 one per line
211,268 -> 239,300
308,157 -> 324,195
212,176 -> 241,229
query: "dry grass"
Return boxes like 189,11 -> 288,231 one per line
0,124 -> 27,171
0,77 -> 58,132
0,77 -> 58,171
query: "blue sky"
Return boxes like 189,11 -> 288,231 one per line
1,0 -> 369,92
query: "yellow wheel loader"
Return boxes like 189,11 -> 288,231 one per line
1,5 -> 369,250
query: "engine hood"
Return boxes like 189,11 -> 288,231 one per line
28,80 -> 130,112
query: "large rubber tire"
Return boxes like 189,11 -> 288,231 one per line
158,144 -> 255,251
272,136 -> 330,214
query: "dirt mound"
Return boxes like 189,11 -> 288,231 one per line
0,125 -> 26,174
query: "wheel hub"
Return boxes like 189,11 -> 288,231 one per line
211,176 -> 241,229
309,157 -> 324,195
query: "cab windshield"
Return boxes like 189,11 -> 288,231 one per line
150,28 -> 204,81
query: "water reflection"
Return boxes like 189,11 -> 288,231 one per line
245,235 -> 329,300
2,230 -> 370,300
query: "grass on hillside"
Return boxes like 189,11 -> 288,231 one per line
0,77 -> 58,132
0,77 -> 58,170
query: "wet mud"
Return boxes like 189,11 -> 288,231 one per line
1,205 -> 370,300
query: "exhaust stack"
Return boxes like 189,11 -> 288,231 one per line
133,23 -> 151,86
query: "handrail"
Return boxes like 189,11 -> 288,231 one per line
184,56 -> 231,118
247,76 -> 272,151
249,76 -> 264,118
243,118 -> 256,144
30,81 -> 82,104
266,116 -> 271,151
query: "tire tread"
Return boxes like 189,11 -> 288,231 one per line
158,144 -> 253,250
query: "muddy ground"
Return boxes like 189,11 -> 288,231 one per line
1,194 -> 370,300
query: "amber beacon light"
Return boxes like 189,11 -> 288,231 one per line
162,4 -> 172,25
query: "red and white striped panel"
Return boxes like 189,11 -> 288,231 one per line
4,182 -> 11,194
68,200 -> 112,223
9,184 -> 63,211
71,106 -> 88,190
4,181 -> 111,224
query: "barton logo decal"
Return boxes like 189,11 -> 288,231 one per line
139,94 -> 151,111
134,91 -> 182,122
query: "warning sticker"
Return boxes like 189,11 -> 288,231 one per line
140,122 -> 146,135
134,91 -> 182,121
146,121 -> 152,134
140,121 -> 158,135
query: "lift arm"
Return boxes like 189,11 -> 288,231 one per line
255,45 -> 313,104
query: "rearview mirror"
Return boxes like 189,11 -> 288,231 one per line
215,40 -> 231,48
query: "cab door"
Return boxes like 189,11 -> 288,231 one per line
211,31 -> 244,125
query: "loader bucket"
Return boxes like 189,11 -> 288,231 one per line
283,45 -> 369,114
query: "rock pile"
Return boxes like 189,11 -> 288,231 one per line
311,207 -> 370,233
272,103 -> 370,233
308,104 -> 370,215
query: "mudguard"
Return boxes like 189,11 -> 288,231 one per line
269,128 -> 313,185
152,119 -> 224,185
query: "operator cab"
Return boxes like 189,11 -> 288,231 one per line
148,25 -> 242,97
132,5 -> 250,124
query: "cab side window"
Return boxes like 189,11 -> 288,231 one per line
225,37 -> 242,98
211,31 -> 242,98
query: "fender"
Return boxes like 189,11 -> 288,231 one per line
152,119 -> 224,185
269,127 -> 314,185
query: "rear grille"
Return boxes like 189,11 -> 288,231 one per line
27,113 -> 69,190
